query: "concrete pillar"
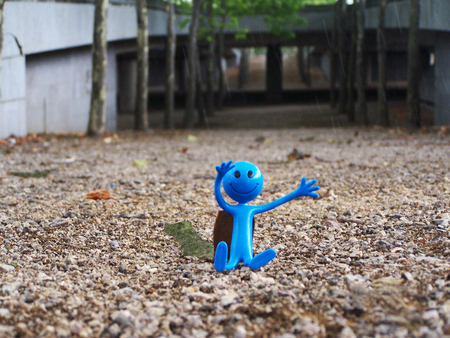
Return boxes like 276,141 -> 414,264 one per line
434,32 -> 450,125
266,44 -> 283,103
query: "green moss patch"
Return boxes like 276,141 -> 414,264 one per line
164,222 -> 214,260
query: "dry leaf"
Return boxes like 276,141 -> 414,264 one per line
133,160 -> 148,167
287,148 -> 311,161
87,190 -> 118,200
181,147 -> 188,153
187,135 -> 198,142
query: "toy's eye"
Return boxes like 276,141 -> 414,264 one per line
234,171 -> 241,178
247,170 -> 254,178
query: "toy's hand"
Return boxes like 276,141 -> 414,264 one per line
216,160 -> 235,178
295,177 -> 320,198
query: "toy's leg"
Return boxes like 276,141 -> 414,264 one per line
214,241 -> 228,272
248,249 -> 277,270
225,256 -> 240,270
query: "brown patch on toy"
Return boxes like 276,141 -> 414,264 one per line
213,210 -> 255,259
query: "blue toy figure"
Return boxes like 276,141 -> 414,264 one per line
214,160 -> 320,271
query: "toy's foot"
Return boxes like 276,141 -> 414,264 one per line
214,241 -> 228,272
248,249 -> 277,270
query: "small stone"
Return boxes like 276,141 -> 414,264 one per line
62,211 -> 74,218
133,212 -> 149,219
278,334 -> 296,338
338,327 -> 356,338
377,240 -> 392,249
110,241 -> 120,250
234,325 -> 247,338
0,264 -> 14,273
70,320 -> 84,335
0,308 -> 10,318
107,323 -> 121,338
422,309 -> 440,322
111,310 -> 133,327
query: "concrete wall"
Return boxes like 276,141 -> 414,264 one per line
1,1 -> 190,137
25,42 -> 138,134
26,48 -> 92,133
0,35 -> 27,139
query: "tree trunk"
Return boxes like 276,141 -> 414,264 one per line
377,0 -> 388,126
337,0 -> 348,115
205,0 -> 215,117
217,13 -> 226,110
407,0 -> 421,128
164,0 -> 176,130
346,2 -> 357,122
135,0 -> 149,131
266,44 -> 283,104
356,0 -> 367,125
87,0 -> 109,136
330,2 -> 338,108
183,0 -> 202,129
238,48 -> 249,89
0,0 -> 5,87
196,50 -> 206,126
298,46 -> 311,87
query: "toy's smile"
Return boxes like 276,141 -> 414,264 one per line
230,183 -> 258,195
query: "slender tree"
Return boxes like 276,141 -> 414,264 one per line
377,0 -> 388,126
238,48 -> 249,89
356,0 -> 367,125
183,0 -> 202,129
346,1 -> 357,122
216,10 -> 226,110
0,0 -> 6,87
196,50 -> 206,126
87,0 -> 109,136
205,0 -> 215,117
406,0 -> 421,128
337,0 -> 347,115
135,0 -> 149,131
298,46 -> 311,87
330,2 -> 338,108
165,0 -> 176,129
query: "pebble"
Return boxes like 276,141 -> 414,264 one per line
0,264 -> 14,273
339,327 -> 356,338
0,308 -> 10,318
234,325 -> 247,338
109,241 -> 120,250
423,310 -> 440,322
111,310 -> 134,327
107,323 -> 121,338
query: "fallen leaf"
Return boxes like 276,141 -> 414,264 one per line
87,190 -> 118,200
187,135 -> 198,142
9,170 -> 51,178
181,147 -> 188,153
132,160 -> 148,167
287,148 -> 311,161
255,136 -> 266,143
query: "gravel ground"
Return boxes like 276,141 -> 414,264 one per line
0,127 -> 450,338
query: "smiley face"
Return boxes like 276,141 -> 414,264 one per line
223,162 -> 263,203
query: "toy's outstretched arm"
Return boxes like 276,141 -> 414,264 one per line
254,177 -> 320,214
214,161 -> 235,213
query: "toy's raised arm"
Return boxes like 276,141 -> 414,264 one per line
254,177 -> 319,214
214,161 -> 235,213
